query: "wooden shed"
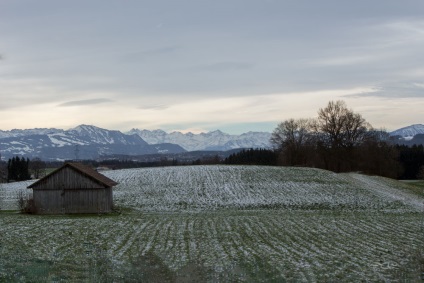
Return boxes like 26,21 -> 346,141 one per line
27,162 -> 118,214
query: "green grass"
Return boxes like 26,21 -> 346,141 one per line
1,209 -> 424,282
1,166 -> 424,282
399,180 -> 424,197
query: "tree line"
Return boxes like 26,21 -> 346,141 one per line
224,149 -> 277,166
225,100 -> 423,179
396,144 -> 424,179
7,156 -> 31,182
268,100 -> 402,178
1,157 -> 47,182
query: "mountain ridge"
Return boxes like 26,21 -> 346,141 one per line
0,125 -> 185,160
389,124 -> 424,140
0,125 -> 271,160
2,123 -> 422,161
127,128 -> 271,151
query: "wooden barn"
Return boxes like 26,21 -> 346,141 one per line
27,162 -> 118,214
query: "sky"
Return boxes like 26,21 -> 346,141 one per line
1,0 -> 424,134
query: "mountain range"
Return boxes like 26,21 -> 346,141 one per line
127,129 -> 272,151
389,124 -> 424,140
389,124 -> 424,146
0,124 -> 422,161
0,125 -> 271,161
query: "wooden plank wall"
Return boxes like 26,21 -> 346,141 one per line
34,188 -> 113,214
32,167 -> 105,190
33,190 -> 64,214
32,167 -> 114,214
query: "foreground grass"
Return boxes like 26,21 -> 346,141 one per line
400,180 -> 424,197
1,166 -> 424,282
1,209 -> 423,282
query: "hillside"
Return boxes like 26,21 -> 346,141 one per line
390,124 -> 424,140
0,166 -> 423,281
101,166 -> 423,212
1,166 -> 422,212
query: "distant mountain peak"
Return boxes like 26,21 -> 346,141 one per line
1,124 -> 272,160
208,130 -> 226,135
70,124 -> 105,132
128,128 -> 271,151
390,124 -> 424,140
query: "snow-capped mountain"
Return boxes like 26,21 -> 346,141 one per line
0,128 -> 63,139
0,124 -> 271,160
0,125 -> 185,160
56,124 -> 148,146
390,124 -> 424,140
127,129 -> 272,151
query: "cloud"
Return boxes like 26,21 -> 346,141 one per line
137,104 -> 168,110
120,46 -> 180,62
2,1 -> 424,133
344,82 -> 424,98
193,62 -> 254,72
306,55 -> 384,67
58,98 -> 113,107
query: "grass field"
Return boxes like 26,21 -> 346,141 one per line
1,165 -> 424,282
400,180 -> 424,197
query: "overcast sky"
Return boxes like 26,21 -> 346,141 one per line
1,0 -> 423,134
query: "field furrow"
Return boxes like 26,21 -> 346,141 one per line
1,165 -> 424,281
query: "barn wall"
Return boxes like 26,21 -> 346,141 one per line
31,167 -> 105,190
34,188 -> 113,214
33,190 -> 65,214
64,188 -> 113,214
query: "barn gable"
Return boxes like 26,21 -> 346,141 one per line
27,162 -> 117,214
28,162 -> 117,190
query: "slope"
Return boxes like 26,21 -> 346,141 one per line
1,166 -> 423,281
104,165 -> 423,212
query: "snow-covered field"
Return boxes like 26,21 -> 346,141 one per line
1,165 -> 423,281
105,166 -> 424,212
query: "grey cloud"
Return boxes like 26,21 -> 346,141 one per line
58,98 -> 113,107
344,82 -> 424,98
121,46 -> 180,62
137,104 -> 169,110
2,1 -> 424,113
193,62 -> 254,72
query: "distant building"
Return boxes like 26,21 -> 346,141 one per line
27,162 -> 117,214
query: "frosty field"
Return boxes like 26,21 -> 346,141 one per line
1,165 -> 424,282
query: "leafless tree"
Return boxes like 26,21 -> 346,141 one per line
271,118 -> 315,166
271,100 -> 400,176
30,158 -> 46,179
315,100 -> 370,149
314,100 -> 371,172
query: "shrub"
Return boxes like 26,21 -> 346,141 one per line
17,191 -> 37,214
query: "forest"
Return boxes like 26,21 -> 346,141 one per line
226,101 -> 424,180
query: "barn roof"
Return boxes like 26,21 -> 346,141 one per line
28,162 -> 118,189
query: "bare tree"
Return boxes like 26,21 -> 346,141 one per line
271,118 -> 314,166
314,100 -> 371,172
29,158 -> 46,179
315,100 -> 370,148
